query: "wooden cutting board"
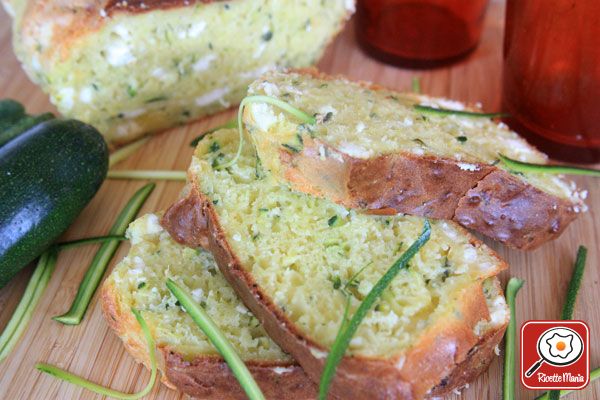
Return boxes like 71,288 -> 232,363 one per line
0,1 -> 598,399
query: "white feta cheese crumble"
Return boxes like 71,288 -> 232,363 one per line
192,54 -> 217,72
338,142 -> 372,158
232,233 -> 242,242
56,87 -> 74,110
249,103 -> 278,131
191,288 -> 204,303
188,21 -> 207,38
79,87 -> 94,104
145,214 -> 163,235
105,42 -> 136,66
457,162 -> 480,172
272,366 -> 294,375
195,87 -> 231,107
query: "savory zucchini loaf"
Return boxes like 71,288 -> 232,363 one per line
101,214 -> 316,399
242,70 -> 587,250
162,128 -> 510,399
1,1 -> 353,145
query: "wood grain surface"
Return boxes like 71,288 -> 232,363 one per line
0,1 -> 598,399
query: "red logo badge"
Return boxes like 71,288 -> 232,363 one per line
521,320 -> 589,390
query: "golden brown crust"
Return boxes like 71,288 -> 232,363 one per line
161,185 -> 210,249
100,276 -> 317,399
264,70 -> 577,250
454,170 -> 576,250
104,0 -> 223,15
165,183 -> 508,400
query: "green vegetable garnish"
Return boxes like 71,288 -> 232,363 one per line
411,76 -> 421,94
535,367 -> 600,399
456,136 -> 468,143
0,250 -> 57,363
503,277 -> 525,400
109,136 -> 150,167
56,235 -> 127,251
217,95 -> 316,170
37,308 -> 157,399
107,170 -> 187,181
190,118 -> 237,147
54,183 -> 155,325
499,154 -> 600,177
414,104 -> 507,118
166,279 -> 266,400
547,246 -> 587,400
318,221 -> 431,400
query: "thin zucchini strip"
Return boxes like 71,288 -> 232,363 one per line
37,308 -> 157,399
167,279 -> 266,400
503,278 -> 525,400
414,104 -> 507,118
107,170 -> 187,181
108,136 -> 150,167
0,250 -> 57,362
53,183 -> 155,325
500,155 -> 600,177
318,221 -> 431,400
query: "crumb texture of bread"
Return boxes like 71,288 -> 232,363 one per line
243,70 -> 585,249
178,128 -> 509,399
4,0 -> 353,144
101,213 -> 316,399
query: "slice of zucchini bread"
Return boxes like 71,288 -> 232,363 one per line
162,128 -> 510,399
242,69 -> 587,250
101,213 -> 316,399
1,1 -> 353,145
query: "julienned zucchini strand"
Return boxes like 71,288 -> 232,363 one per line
499,154 -> 600,177
167,279 -> 266,400
503,278 -> 525,400
216,95 -> 316,170
53,183 -> 155,325
318,221 -> 431,400
37,308 -> 157,399
414,104 -> 507,118
0,250 -> 57,363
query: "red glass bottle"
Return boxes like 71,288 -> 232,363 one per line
502,0 -> 600,163
356,0 -> 489,68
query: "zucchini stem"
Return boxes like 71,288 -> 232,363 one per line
107,170 -> 187,181
53,183 -> 155,325
500,154 -> 600,177
0,250 -> 57,363
318,221 -> 431,400
166,279 -> 266,400
37,308 -> 157,399
217,95 -> 316,170
503,278 -> 525,400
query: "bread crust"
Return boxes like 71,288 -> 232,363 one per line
100,279 -> 317,399
254,68 -> 578,250
162,183 -> 509,400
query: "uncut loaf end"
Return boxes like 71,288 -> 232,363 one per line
163,128 -> 510,399
2,0 -> 354,145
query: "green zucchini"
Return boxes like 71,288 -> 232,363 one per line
0,113 -> 55,147
0,99 -> 26,132
0,119 -> 109,288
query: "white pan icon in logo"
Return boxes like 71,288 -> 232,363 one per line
525,327 -> 584,377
